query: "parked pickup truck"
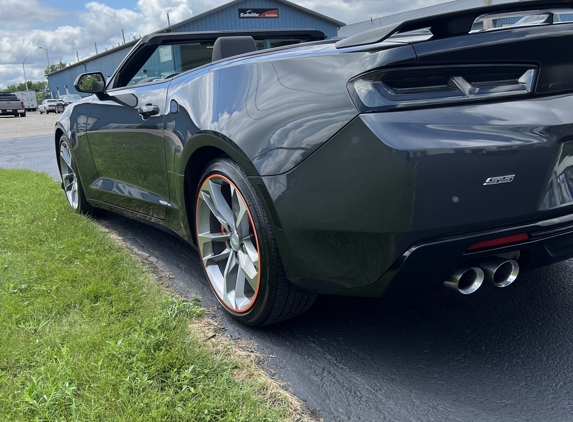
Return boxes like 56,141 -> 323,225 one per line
0,93 -> 26,117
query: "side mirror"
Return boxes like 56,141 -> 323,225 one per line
74,72 -> 106,94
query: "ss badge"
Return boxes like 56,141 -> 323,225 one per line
483,174 -> 515,186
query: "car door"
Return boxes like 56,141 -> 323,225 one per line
85,57 -> 171,219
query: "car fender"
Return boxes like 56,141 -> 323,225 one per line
54,97 -> 98,194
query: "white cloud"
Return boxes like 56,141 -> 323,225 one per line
0,0 -> 68,29
81,2 -> 140,36
0,0 -> 196,87
297,0 -> 452,24
135,0 -> 194,34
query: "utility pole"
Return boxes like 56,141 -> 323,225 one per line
38,46 -> 51,98
167,13 -> 170,26
38,46 -> 50,70
76,51 -> 80,62
95,42 -> 98,55
22,57 -> 28,91
122,29 -> 126,44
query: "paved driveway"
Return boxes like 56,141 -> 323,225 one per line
0,111 -> 60,140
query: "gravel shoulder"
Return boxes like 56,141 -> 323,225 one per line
0,112 -> 60,140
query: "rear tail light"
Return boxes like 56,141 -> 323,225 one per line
21,101 -> 25,108
466,233 -> 530,252
348,65 -> 537,112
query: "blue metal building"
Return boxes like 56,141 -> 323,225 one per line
47,0 -> 344,97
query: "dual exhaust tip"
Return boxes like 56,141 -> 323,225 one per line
444,257 -> 519,295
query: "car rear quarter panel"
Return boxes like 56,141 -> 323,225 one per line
262,95 -> 573,294
161,43 -> 416,254
166,43 -> 417,177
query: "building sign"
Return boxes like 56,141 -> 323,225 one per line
159,45 -> 173,63
239,8 -> 279,18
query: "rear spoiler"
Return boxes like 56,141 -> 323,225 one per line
336,0 -> 573,48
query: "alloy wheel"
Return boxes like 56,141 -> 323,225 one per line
196,175 -> 260,313
59,141 -> 79,210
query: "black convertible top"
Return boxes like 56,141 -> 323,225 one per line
141,29 -> 327,46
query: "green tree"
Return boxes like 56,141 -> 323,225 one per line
4,81 -> 49,103
44,60 -> 68,76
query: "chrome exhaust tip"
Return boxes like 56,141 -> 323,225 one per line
480,258 -> 519,288
444,266 -> 485,295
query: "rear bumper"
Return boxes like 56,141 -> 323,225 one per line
42,105 -> 63,112
0,109 -> 24,115
366,212 -> 573,297
260,94 -> 573,296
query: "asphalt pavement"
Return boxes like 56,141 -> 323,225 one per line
3,117 -> 573,421
0,112 -> 60,141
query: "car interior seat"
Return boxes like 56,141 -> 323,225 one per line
212,36 -> 257,62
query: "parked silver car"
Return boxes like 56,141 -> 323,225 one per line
38,99 -> 64,114
60,94 -> 82,108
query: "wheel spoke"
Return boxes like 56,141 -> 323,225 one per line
60,148 -> 72,169
243,237 -> 259,267
231,185 -> 248,236
199,191 -> 230,231
198,231 -> 230,249
223,252 -> 239,306
203,247 -> 231,266
70,185 -> 78,208
64,179 -> 74,192
233,270 -> 249,310
201,180 -> 235,232
238,250 -> 258,290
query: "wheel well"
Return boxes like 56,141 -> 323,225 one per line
184,146 -> 228,241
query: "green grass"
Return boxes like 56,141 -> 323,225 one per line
0,169 -> 304,421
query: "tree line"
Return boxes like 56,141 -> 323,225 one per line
3,81 -> 49,103
2,60 -> 69,102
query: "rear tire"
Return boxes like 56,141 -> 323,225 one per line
195,158 -> 316,326
58,135 -> 96,215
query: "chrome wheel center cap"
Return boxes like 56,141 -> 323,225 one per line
230,233 -> 241,251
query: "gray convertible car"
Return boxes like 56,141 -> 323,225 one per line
56,1 -> 573,325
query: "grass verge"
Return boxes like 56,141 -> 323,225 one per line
0,169 -> 310,421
